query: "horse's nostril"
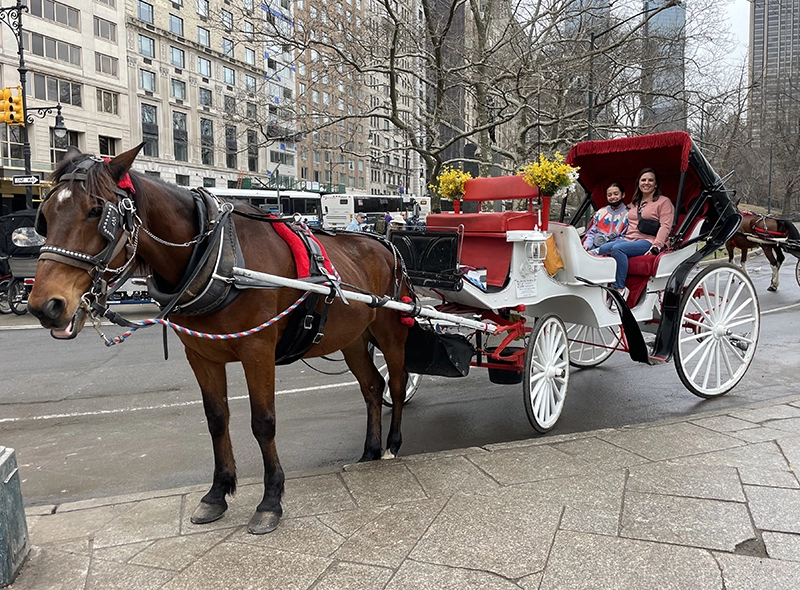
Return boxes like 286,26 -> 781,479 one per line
42,297 -> 66,321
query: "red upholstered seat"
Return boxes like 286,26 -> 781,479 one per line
426,211 -> 537,287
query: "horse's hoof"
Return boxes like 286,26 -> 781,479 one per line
768,286 -> 777,292
190,502 -> 227,524
248,510 -> 281,534
381,449 -> 396,459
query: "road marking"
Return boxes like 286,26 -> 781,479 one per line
762,301 -> 800,315
0,380 -> 358,424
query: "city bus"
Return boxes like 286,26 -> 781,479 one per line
321,193 -> 429,230
205,188 -> 322,226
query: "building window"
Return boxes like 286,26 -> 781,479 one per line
139,69 -> 156,92
244,48 -> 255,65
245,74 -> 256,93
26,73 -> 82,106
22,32 -> 81,66
197,56 -> 211,78
243,20 -> 254,40
221,9 -> 233,30
247,129 -> 258,172
222,38 -> 233,57
223,66 -> 234,85
29,0 -> 80,29
170,47 -> 185,68
145,171 -> 160,178
197,26 -> 210,47
1,124 -> 24,163
224,95 -> 236,114
50,129 -> 79,163
137,0 -> 153,23
173,111 -> 188,162
141,103 -> 159,157
171,79 -> 186,100
96,88 -> 118,114
225,125 -> 237,169
196,0 -> 208,17
95,52 -> 118,76
243,0 -> 254,11
200,118 -> 214,165
93,17 -> 116,42
199,87 -> 212,106
97,0 -> 115,7
98,135 -> 117,157
246,101 -> 257,119
203,177 -> 215,187
176,174 -> 190,186
169,14 -> 184,36
138,34 -> 155,57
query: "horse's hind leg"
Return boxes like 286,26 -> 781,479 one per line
764,246 -> 780,292
370,317 -> 409,459
342,334 -> 387,462
241,354 -> 284,534
185,350 -> 236,525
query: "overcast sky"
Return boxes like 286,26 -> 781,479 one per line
728,0 -> 750,60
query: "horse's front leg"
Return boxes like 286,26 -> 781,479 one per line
241,354 -> 284,534
184,350 -> 235,525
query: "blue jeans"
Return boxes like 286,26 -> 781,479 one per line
596,239 -> 652,289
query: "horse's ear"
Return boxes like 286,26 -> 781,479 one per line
64,146 -> 82,162
105,142 -> 145,183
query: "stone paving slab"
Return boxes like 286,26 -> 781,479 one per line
620,491 -> 753,551
540,531 -> 722,590
626,462 -> 746,502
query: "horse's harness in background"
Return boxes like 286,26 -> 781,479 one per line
737,211 -> 790,242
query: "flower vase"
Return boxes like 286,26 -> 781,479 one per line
539,194 -> 551,231
453,199 -> 461,214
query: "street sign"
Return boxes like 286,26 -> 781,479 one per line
12,175 -> 40,186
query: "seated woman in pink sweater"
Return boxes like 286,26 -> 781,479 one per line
595,168 -> 674,295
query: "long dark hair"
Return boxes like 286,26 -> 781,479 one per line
631,168 -> 662,207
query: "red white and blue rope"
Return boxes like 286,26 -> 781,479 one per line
100,291 -> 311,347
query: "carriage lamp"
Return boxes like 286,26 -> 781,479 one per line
524,232 -> 548,261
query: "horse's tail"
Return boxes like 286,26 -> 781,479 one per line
782,218 -> 800,241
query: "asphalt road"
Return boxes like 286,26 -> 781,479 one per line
2,255 -> 799,507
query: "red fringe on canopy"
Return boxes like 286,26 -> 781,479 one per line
566,132 -> 692,172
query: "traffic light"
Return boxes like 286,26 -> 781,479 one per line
0,87 -> 12,124
7,86 -> 24,126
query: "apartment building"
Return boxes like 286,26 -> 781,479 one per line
749,0 -> 800,144
1,0 -> 300,214
0,0 -> 129,213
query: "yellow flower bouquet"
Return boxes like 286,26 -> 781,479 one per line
430,166 -> 473,200
520,152 -> 580,196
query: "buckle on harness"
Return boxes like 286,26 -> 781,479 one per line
313,331 -> 324,344
303,314 -> 314,330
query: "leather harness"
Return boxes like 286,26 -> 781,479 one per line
35,155 -> 339,362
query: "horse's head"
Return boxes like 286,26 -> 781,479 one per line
28,143 -> 143,339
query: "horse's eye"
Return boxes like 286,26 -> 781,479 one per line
87,206 -> 103,219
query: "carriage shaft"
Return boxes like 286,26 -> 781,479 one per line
232,267 -> 499,334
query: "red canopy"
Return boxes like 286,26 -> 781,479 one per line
566,132 -> 700,210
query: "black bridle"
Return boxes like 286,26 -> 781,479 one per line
36,156 -> 139,300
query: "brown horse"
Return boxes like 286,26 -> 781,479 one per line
27,145 -> 413,534
726,212 -> 800,292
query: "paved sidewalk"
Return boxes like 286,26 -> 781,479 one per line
7,395 -> 800,589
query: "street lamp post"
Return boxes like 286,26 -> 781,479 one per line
586,0 -> 681,141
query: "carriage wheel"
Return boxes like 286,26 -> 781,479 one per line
8,278 -> 28,315
675,262 -> 759,399
523,313 -> 570,433
372,348 -> 421,408
566,323 -> 619,368
795,258 -> 800,288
